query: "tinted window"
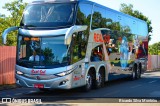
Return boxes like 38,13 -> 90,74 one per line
101,30 -> 117,55
90,45 -> 104,62
75,3 -> 91,48
137,21 -> 148,36
17,36 -> 70,68
92,6 -> 106,29
117,15 -> 126,32
106,10 -> 131,33
105,9 -> 116,23
76,3 -> 92,25
21,3 -> 75,28
91,5 -> 147,36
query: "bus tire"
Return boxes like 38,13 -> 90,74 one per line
82,71 -> 93,91
130,65 -> 137,80
95,68 -> 105,89
137,64 -> 142,79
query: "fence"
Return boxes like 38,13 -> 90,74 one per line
0,46 -> 160,85
147,55 -> 160,71
0,46 -> 16,85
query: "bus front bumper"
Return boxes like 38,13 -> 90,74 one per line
15,74 -> 73,89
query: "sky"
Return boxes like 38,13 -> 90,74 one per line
0,0 -> 159,45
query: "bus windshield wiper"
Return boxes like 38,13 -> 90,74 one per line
24,25 -> 37,28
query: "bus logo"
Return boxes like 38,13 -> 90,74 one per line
94,33 -> 104,43
31,69 -> 46,75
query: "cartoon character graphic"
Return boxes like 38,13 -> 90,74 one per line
138,41 -> 147,58
120,36 -> 129,70
128,42 -> 133,60
133,35 -> 140,58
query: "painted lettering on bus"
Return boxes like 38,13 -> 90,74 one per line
94,33 -> 104,43
73,76 -> 81,81
94,33 -> 110,43
31,69 -> 46,75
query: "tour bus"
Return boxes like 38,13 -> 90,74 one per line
2,0 -> 148,91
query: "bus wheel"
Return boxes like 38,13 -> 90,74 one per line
95,69 -> 105,89
137,65 -> 141,79
83,71 -> 93,91
130,65 -> 137,80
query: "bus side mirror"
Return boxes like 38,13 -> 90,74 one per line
2,27 -> 18,44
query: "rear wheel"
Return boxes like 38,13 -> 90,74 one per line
136,65 -> 141,79
130,65 -> 137,80
95,69 -> 105,89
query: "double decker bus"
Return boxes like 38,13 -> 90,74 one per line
2,0 -> 148,91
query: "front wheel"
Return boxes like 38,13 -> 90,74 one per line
82,72 -> 93,91
95,70 -> 105,89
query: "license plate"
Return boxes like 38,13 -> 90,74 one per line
34,84 -> 44,88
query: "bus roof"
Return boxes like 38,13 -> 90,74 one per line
31,0 -> 79,3
31,0 -> 146,24
89,1 -> 147,24
30,0 -> 147,36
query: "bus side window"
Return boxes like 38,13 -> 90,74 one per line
92,6 -> 106,29
90,45 -> 104,62
76,3 -> 92,25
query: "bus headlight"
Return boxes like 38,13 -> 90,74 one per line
16,71 -> 24,75
54,66 -> 78,77
55,69 -> 73,77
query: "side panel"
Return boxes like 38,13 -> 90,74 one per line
88,28 -> 148,81
70,60 -> 85,88
89,3 -> 148,81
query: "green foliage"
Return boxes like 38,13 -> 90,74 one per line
149,42 -> 160,55
43,47 -> 55,63
106,22 -> 121,31
120,3 -> 153,42
92,12 -> 130,33
0,0 -> 27,46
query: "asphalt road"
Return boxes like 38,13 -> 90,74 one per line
0,71 -> 160,103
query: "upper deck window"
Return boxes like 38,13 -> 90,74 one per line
21,3 -> 76,29
76,3 -> 92,25
92,6 -> 106,29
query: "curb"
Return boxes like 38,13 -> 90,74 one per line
0,84 -> 20,91
145,70 -> 160,73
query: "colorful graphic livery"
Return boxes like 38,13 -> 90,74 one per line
2,0 -> 148,91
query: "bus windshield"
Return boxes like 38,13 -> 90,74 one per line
17,36 -> 70,68
20,3 -> 75,28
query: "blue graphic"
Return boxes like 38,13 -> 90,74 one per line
120,36 -> 129,70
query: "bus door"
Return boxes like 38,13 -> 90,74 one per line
70,32 -> 88,88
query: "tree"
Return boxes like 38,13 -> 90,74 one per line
43,47 -> 55,63
149,42 -> 160,55
120,3 -> 153,42
0,0 -> 27,46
